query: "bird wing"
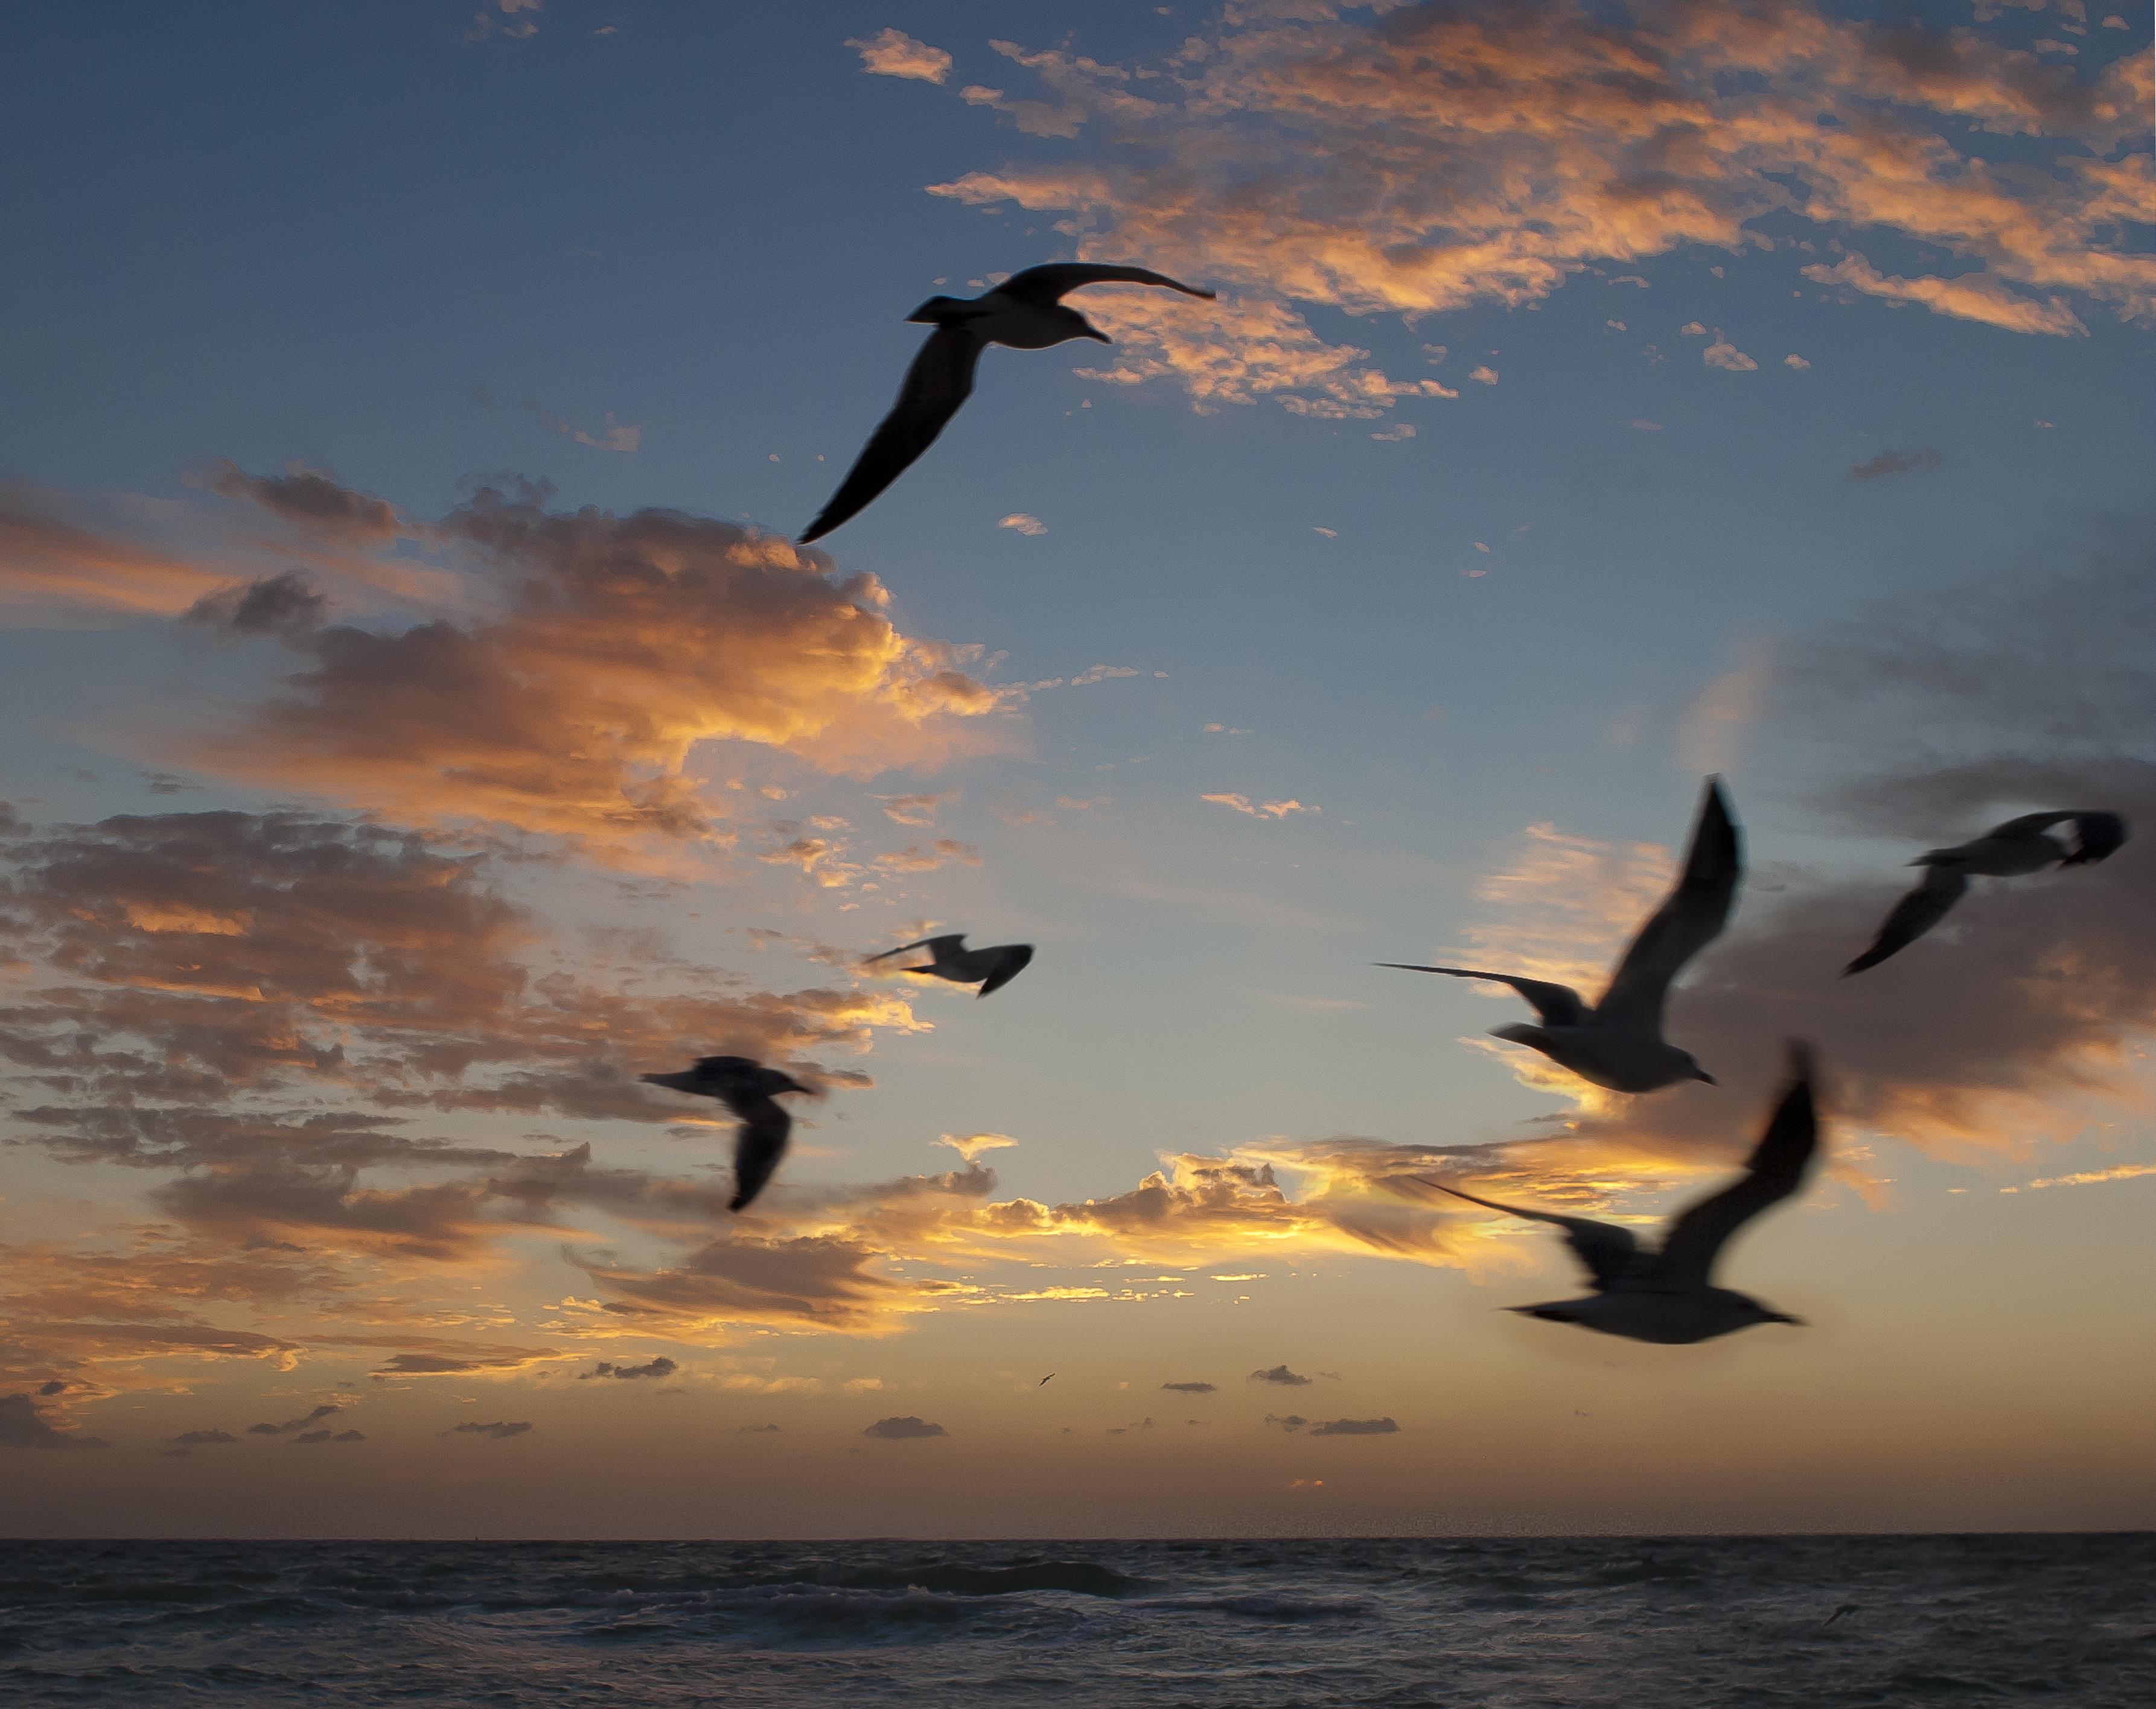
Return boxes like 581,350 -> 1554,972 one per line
1650,1043 -> 1819,1288
1417,1179 -> 1641,1291
866,934 -> 968,964
1374,965 -> 1588,1026
1596,778 -> 1742,1028
692,1054 -> 758,1079
799,328 -> 984,544
974,944 -> 1034,998
1979,810 -> 2128,865
1986,809 -> 2078,840
729,1100 -> 793,1213
998,263 -> 1216,305
1843,867 -> 1967,975
2062,811 -> 2128,865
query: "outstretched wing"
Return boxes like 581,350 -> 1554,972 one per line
729,1101 -> 793,1213
866,934 -> 968,964
1597,778 -> 1742,1027
800,329 -> 984,544
975,944 -> 1034,998
1374,965 -> 1588,1026
1650,1044 -> 1819,1288
1416,1179 -> 1641,1291
998,263 -> 1215,305
1843,867 -> 1967,976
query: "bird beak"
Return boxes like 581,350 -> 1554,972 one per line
1694,1069 -> 1718,1085
1772,1312 -> 1807,1327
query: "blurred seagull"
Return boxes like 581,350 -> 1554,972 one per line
800,264 -> 1217,544
640,1055 -> 811,1212
1378,778 -> 1741,1092
866,933 -> 1034,998
1414,1043 -> 1821,1344
1039,1374 -> 1056,1387
1844,810 -> 2129,975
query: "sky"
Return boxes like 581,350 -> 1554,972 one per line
0,0 -> 2151,1538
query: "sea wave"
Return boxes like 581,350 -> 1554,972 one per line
5,1536 -> 2152,1708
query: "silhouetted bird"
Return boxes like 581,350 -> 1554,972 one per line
866,933 -> 1034,998
1414,1043 -> 1821,1344
800,264 -> 1216,543
1379,778 -> 1741,1091
640,1055 -> 811,1212
1843,810 -> 2128,975
1039,1374 -> 1055,1387
1822,1603 -> 1860,1628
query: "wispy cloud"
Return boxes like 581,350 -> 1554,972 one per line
524,401 -> 642,453
1202,794 -> 1318,819
2002,1163 -> 2156,1194
1848,447 -> 1945,481
927,3 -> 2151,417
848,28 -> 952,84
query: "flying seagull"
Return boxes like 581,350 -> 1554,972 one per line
1413,1043 -> 1821,1344
1378,778 -> 1741,1092
1039,1374 -> 1056,1387
800,263 -> 1217,544
1844,810 -> 2129,975
640,1055 -> 811,1212
865,933 -> 1034,998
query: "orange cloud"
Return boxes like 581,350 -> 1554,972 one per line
173,478 -> 1016,846
0,487 -> 232,622
929,2 -> 2154,415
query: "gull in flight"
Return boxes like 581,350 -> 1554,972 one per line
1844,809 -> 2129,975
866,933 -> 1034,998
800,263 -> 1216,544
1379,778 -> 1741,1092
640,1055 -> 812,1212
1414,1043 -> 1821,1344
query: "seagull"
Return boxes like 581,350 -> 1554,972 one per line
1039,1374 -> 1056,1387
639,1055 -> 811,1212
1844,810 -> 2129,975
1378,778 -> 1741,1092
865,933 -> 1034,998
799,263 -> 1217,544
1412,1043 -> 1821,1344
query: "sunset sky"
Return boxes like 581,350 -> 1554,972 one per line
2,0 -> 2151,1538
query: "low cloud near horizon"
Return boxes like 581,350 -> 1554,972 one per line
863,1415 -> 947,1439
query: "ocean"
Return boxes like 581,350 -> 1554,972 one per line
2,1535 -> 2151,1706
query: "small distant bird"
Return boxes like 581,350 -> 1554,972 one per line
1414,1043 -> 1821,1344
1822,1603 -> 1860,1628
1843,810 -> 2128,975
866,933 -> 1034,998
1379,778 -> 1741,1092
640,1055 -> 811,1212
800,263 -> 1216,544
1039,1374 -> 1056,1387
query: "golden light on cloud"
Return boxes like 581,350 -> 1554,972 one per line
936,1133 -> 1020,1163
930,1 -> 2154,417
147,475 -> 1022,850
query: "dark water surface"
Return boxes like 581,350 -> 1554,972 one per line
3,1535 -> 2151,1706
